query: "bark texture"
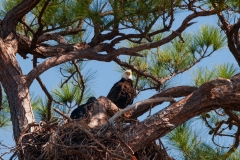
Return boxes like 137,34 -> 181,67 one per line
0,35 -> 35,142
88,76 -> 240,153
0,1 -> 239,159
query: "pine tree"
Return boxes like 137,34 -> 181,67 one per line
0,0 -> 239,159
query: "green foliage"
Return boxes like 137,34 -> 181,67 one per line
0,0 -> 91,39
109,0 -> 181,32
57,61 -> 96,105
150,34 -> 195,76
155,25 -> 226,75
213,63 -> 239,78
30,61 -> 96,121
0,0 -> 22,18
192,25 -> 226,52
32,96 -> 51,122
32,95 -> 69,122
120,25 -> 226,91
192,63 -> 239,86
52,82 -> 80,105
0,94 -> 10,128
32,1 -> 88,28
192,67 -> 213,87
166,121 -> 240,160
207,0 -> 239,12
227,0 -> 240,12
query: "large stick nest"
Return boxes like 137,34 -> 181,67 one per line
17,119 -> 172,160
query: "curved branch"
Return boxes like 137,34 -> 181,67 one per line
131,85 -> 198,118
25,44 -> 142,87
102,97 -> 175,128
124,77 -> 240,152
37,33 -> 68,44
111,9 -> 217,53
1,0 -> 41,38
217,12 -> 240,65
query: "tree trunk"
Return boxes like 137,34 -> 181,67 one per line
0,35 -> 35,143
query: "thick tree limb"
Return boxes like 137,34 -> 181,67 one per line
89,77 -> 240,154
123,77 -> 240,152
25,45 -> 143,87
131,86 -> 198,118
23,7 -> 220,87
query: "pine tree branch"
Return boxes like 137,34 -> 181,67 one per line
53,108 -> 71,121
124,77 -> 240,152
113,57 -> 163,85
1,0 -> 41,38
217,11 -> 240,65
102,97 -> 175,128
131,86 -> 198,118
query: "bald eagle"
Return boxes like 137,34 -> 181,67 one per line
107,70 -> 136,109
70,97 -> 97,119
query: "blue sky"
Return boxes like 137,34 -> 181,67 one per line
1,11 -> 238,159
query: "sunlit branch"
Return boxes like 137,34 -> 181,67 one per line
102,97 -> 175,128
37,34 -> 68,44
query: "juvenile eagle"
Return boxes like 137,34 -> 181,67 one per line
107,70 -> 136,109
70,97 -> 97,119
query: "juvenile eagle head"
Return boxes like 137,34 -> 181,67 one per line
122,70 -> 133,80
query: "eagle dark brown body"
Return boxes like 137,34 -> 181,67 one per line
70,97 -> 97,120
107,78 -> 136,109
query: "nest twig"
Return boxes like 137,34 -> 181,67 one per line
15,118 -> 172,160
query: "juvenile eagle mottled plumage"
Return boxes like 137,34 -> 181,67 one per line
70,97 -> 97,120
107,70 -> 136,109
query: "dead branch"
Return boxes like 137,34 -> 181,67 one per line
102,97 -> 175,128
53,108 -> 72,121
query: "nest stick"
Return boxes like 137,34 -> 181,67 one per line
53,108 -> 72,121
79,124 -> 128,160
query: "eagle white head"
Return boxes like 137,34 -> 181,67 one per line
122,70 -> 133,80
